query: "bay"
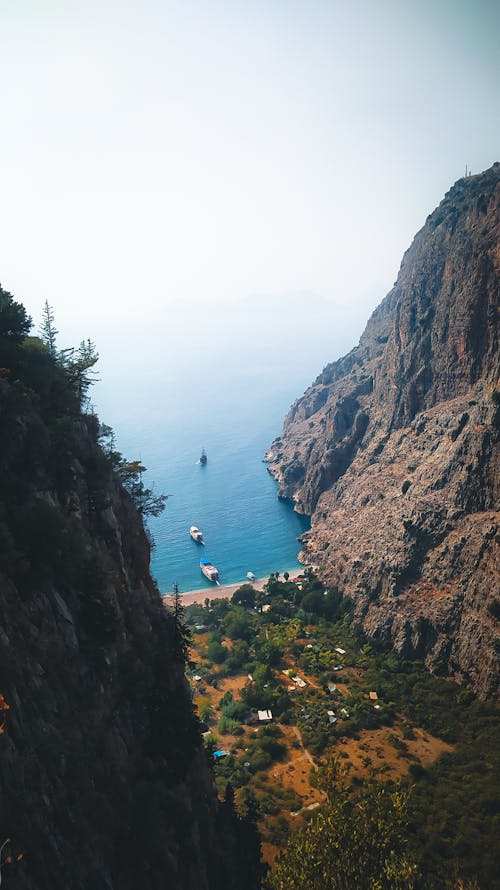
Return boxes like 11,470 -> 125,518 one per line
91,295 -> 357,595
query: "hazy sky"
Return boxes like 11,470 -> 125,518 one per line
0,0 -> 498,351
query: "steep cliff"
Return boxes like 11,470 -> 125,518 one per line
0,289 -> 260,889
267,163 -> 500,698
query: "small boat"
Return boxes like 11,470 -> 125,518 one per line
190,525 -> 204,544
200,559 -> 220,584
199,448 -> 207,465
247,572 -> 256,582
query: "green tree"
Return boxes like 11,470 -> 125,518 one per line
171,583 -> 190,660
231,583 -> 256,609
60,338 -> 99,407
266,762 -> 418,890
118,459 -> 170,517
39,299 -> 58,354
0,285 -> 32,341
98,423 -> 123,468
206,640 -> 227,665
223,608 -> 253,642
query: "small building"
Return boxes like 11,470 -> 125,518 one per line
335,647 -> 346,656
213,750 -> 228,759
262,603 -> 272,613
247,674 -> 254,681
374,704 -> 382,710
292,676 -> 307,688
193,675 -> 202,682
327,710 -> 337,724
327,683 -> 337,694
340,708 -> 350,718
257,709 -> 273,722
369,691 -> 379,701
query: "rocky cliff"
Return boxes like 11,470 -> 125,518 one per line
0,289 -> 259,889
266,163 -> 500,698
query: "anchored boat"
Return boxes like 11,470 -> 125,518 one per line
200,559 -> 220,584
190,525 -> 204,544
199,448 -> 207,465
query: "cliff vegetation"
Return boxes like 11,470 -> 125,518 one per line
266,163 -> 500,698
0,287 -> 261,889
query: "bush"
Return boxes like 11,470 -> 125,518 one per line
217,715 -> 241,735
206,640 -> 227,664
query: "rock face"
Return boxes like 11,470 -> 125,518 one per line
266,163 -> 500,698
0,290 -> 259,889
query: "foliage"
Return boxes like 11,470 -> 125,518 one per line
59,338 -> 99,409
192,574 -> 498,888
232,583 -> 257,609
223,607 -> 254,642
39,300 -> 58,354
118,459 -> 170,518
266,766 -> 418,890
0,285 -> 31,341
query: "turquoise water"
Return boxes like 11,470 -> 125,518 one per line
147,425 -> 310,594
93,352 -> 318,593
96,385 -> 310,594
91,297 -> 354,595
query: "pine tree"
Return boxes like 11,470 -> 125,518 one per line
171,583 -> 191,660
39,300 -> 58,354
60,338 -> 99,408
118,459 -> 170,517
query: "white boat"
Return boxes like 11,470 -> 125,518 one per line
190,525 -> 204,544
200,559 -> 220,584
247,572 -> 256,582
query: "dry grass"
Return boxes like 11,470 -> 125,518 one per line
335,724 -> 453,782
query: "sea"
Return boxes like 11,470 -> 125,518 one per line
91,294 -> 360,595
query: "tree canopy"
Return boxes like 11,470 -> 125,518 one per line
266,760 -> 418,890
0,285 -> 32,341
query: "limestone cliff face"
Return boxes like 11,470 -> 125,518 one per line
267,163 -> 500,698
0,297 -> 258,889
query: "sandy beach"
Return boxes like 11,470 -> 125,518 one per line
162,569 -> 304,608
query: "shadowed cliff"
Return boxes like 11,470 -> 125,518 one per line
266,163 -> 500,698
0,289 -> 261,889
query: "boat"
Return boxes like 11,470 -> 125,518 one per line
190,525 -> 204,544
247,572 -> 256,582
199,448 -> 207,465
200,559 -> 220,584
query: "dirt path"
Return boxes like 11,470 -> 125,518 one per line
291,725 -> 316,768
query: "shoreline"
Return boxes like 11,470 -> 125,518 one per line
162,568 -> 304,608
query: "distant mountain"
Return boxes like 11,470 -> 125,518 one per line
266,163 -> 500,698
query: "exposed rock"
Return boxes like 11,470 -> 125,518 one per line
267,163 -> 500,698
0,294 -> 260,889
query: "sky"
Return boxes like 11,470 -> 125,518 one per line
0,0 -> 498,367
